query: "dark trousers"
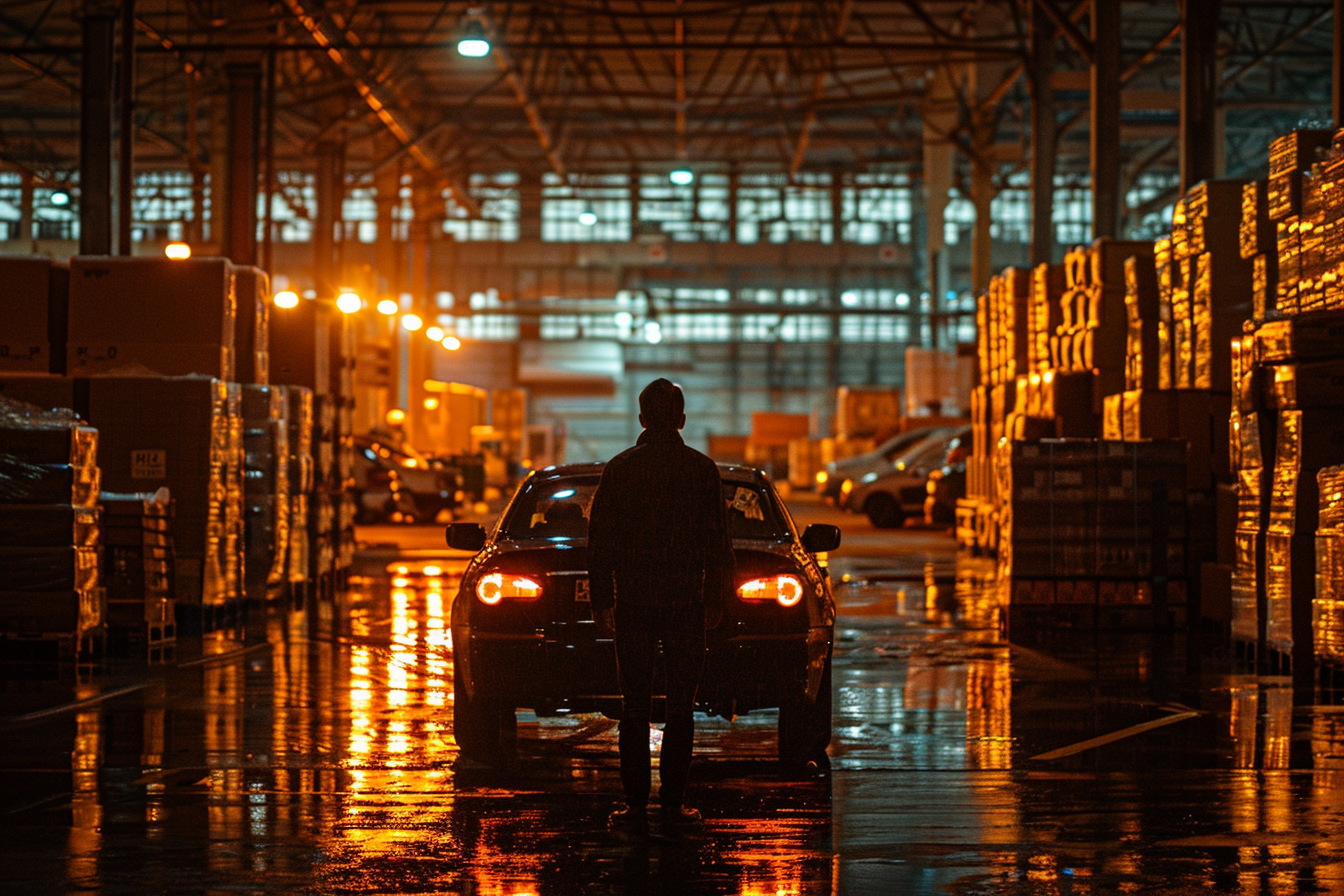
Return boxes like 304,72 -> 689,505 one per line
614,608 -> 705,811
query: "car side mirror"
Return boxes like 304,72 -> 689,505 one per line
801,523 -> 841,553
446,522 -> 487,552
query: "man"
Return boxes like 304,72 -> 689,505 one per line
587,378 -> 735,837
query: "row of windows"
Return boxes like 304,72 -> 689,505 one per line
437,312 -> 974,345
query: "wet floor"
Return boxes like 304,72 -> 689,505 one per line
3,497 -> 1344,895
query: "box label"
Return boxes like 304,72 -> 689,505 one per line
131,449 -> 166,479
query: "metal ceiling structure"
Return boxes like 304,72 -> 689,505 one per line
0,1 -> 1333,200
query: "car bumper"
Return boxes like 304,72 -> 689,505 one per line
455,625 -> 831,715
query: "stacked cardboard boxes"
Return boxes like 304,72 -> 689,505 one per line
0,399 -> 104,662
1316,465 -> 1344,688
101,489 -> 174,662
285,386 -> 314,602
241,385 -> 290,602
0,257 -> 69,375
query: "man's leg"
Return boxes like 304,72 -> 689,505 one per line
657,624 -> 705,813
614,619 -> 656,813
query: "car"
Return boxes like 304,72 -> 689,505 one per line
815,426 -> 949,504
445,462 -> 841,774
353,434 -> 462,524
839,426 -> 972,528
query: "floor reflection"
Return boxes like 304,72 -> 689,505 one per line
6,512 -> 1344,894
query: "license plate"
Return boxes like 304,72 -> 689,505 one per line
574,578 -> 590,602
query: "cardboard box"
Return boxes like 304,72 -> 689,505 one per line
0,256 -> 64,374
232,266 -> 270,385
1201,561 -> 1234,623
67,256 -> 236,379
269,295 -> 331,393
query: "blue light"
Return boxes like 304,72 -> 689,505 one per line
551,489 -> 575,499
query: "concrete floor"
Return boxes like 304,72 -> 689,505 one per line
3,496 -> 1344,895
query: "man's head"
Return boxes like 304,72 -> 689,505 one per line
638,378 -> 685,431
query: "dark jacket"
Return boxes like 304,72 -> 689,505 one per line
587,427 -> 734,622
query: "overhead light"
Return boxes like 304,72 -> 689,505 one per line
377,298 -> 399,315
578,210 -> 598,226
669,169 -> 694,186
163,241 -> 192,260
456,19 -> 490,57
386,408 -> 406,425
644,321 -> 662,344
441,335 -> 462,351
426,325 -> 445,342
401,313 -> 423,331
614,311 -> 633,329
336,291 -> 363,314
424,397 -> 440,411
49,189 -> 70,206
273,290 -> 300,308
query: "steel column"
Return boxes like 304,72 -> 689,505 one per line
314,140 -> 344,296
79,5 -> 116,256
1091,0 -> 1122,239
117,0 -> 134,254
1029,3 -> 1056,266
19,170 -> 32,244
970,123 -> 994,295
1180,0 -> 1220,192
223,61 -> 262,265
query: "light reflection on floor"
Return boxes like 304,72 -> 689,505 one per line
5,508 -> 1344,894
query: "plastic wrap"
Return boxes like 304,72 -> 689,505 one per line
1317,465 -> 1344,663
0,456 -> 99,506
0,545 -> 99,591
0,504 -> 99,546
1255,309 -> 1344,363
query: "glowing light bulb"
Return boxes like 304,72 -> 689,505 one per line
669,169 -> 693,186
273,290 -> 300,309
578,210 -> 598,226
164,242 -> 192,260
377,298 -> 399,315
336,291 -> 362,314
441,335 -> 462,351
401,313 -> 423,331
425,325 -> 445,342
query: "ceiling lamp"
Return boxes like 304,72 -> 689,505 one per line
163,241 -> 192,260
273,290 -> 300,309
425,325 -> 445,342
457,19 -> 490,57
578,209 -> 598,226
49,189 -> 70,206
336,291 -> 363,314
441,335 -> 462,351
643,321 -> 663,344
669,169 -> 694,186
376,298 -> 399,315
401,313 -> 424,332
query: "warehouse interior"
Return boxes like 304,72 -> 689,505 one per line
3,2 -> 1344,894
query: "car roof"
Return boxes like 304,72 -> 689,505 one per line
528,461 -> 769,486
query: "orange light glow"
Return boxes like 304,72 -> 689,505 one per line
164,241 -> 191,260
738,575 -> 804,607
477,573 -> 543,604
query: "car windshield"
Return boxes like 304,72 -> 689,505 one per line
879,428 -> 944,462
498,474 -> 791,541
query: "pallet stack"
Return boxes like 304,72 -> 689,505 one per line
101,489 -> 175,662
1317,465 -> 1344,690
1229,126 -> 1344,689
285,386 -> 314,604
0,399 -> 103,663
241,385 -> 291,603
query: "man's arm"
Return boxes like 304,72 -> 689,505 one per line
586,464 -> 619,615
701,462 -> 734,624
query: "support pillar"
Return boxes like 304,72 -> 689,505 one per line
727,166 -> 738,241
80,5 -> 116,256
19,170 -> 32,244
117,0 -> 134,254
223,61 -> 262,266
1336,0 -> 1344,126
262,47 -> 276,273
969,122 -> 994,295
1029,3 -> 1056,267
1091,0 -> 1122,239
313,140 -> 344,297
1180,0 -> 1220,192
830,168 -> 844,244
518,172 -> 542,241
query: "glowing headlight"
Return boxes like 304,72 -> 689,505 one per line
815,471 -> 828,485
840,479 -> 853,498
476,573 -> 543,604
861,472 -> 878,483
738,574 -> 804,607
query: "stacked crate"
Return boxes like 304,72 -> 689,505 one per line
1227,127 -> 1344,685
995,438 -> 1190,633
0,400 -> 103,663
310,394 -> 337,596
329,315 -> 357,585
1317,465 -> 1344,690
285,386 -> 314,604
241,386 -> 290,603
101,489 -> 175,662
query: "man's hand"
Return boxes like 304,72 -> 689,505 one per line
595,607 -> 616,636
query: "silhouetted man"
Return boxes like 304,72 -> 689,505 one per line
587,378 -> 734,837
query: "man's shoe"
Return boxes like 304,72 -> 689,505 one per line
659,806 -> 702,836
609,807 -> 649,838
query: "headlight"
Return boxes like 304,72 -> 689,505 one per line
840,479 -> 853,498
476,573 -> 543,604
815,471 -> 828,485
738,574 -> 804,607
861,471 -> 878,484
